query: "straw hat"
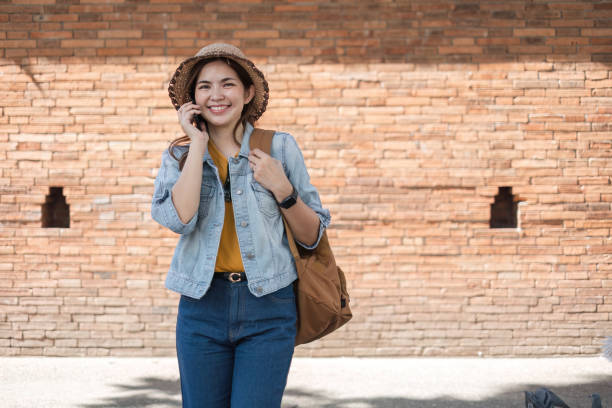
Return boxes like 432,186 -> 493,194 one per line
168,43 -> 269,122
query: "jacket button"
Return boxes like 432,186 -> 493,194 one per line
247,252 -> 254,259
240,221 -> 248,227
236,189 -> 243,195
256,287 -> 263,294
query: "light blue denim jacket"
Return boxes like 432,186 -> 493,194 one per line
151,123 -> 331,298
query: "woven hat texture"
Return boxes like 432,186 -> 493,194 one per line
168,43 -> 269,122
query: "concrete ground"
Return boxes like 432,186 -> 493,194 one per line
1,357 -> 611,407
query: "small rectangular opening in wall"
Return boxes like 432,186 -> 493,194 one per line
490,186 -> 517,228
42,186 -> 70,228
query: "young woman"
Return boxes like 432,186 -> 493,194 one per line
151,43 -> 330,407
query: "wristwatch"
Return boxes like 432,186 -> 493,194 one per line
277,186 -> 298,209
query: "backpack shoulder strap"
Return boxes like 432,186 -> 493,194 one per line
249,128 -> 301,257
249,128 -> 275,155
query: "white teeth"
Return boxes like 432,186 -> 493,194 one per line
210,106 -> 229,112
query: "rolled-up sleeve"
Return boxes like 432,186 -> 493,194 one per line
281,133 -> 331,250
151,149 -> 198,235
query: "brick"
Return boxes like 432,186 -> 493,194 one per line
514,28 -> 556,37
266,39 -> 311,48
1,0 -> 611,359
31,32 -> 73,40
98,30 -> 142,39
234,30 -> 279,39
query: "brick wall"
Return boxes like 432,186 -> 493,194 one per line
1,0 -> 611,357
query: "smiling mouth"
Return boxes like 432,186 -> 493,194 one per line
209,105 -> 231,113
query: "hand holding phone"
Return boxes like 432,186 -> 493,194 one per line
177,101 -> 208,145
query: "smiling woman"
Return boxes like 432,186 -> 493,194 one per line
151,43 -> 331,408
193,60 -> 254,151
168,56 -> 257,169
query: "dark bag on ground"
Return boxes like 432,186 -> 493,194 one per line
525,388 -> 571,408
525,387 -> 602,408
250,128 -> 352,346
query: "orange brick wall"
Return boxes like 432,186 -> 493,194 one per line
1,0 -> 611,357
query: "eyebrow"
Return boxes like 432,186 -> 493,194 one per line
197,77 -> 237,84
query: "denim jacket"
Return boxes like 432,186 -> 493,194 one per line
151,123 -> 331,298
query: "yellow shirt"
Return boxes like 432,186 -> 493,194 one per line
208,140 -> 245,273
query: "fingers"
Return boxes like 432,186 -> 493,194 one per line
249,148 -> 263,158
178,101 -> 199,111
249,151 -> 282,178
248,149 -> 268,172
249,149 -> 271,163
248,154 -> 259,171
177,102 -> 201,121
177,102 -> 208,143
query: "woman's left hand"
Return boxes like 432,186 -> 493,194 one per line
249,149 -> 293,203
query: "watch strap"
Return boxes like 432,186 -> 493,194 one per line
278,186 -> 298,209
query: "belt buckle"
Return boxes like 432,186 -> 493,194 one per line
228,272 -> 242,283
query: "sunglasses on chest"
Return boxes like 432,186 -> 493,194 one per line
223,163 -> 231,203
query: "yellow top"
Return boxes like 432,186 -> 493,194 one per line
208,140 -> 245,273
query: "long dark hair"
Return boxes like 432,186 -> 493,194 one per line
168,58 -> 255,171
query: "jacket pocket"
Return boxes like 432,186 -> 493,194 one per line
250,181 -> 280,219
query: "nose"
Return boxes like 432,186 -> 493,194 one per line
210,85 -> 224,100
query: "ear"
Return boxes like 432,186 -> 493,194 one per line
244,84 -> 255,105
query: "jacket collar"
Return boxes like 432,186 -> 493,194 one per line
202,122 -> 255,165
238,122 -> 254,159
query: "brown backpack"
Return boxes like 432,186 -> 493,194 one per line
250,128 -> 352,346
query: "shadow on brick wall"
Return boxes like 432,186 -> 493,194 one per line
3,0 -> 611,67
76,376 -> 612,408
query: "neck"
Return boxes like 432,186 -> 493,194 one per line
208,121 -> 244,145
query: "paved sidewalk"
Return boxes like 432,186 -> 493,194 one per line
1,357 -> 611,407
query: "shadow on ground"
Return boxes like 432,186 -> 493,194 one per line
283,377 -> 612,408
80,377 -> 181,408
78,376 -> 611,408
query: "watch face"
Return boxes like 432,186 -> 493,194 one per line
279,188 -> 298,209
280,196 -> 296,209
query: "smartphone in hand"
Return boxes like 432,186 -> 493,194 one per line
192,100 -> 205,130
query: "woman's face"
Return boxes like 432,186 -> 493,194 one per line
193,60 -> 254,133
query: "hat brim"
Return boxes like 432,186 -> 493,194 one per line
168,52 -> 269,123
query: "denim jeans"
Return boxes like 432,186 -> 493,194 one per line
176,277 -> 297,408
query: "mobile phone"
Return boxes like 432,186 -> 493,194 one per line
191,99 -> 206,130
194,113 -> 204,130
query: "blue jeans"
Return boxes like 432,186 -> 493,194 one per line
176,278 -> 297,408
